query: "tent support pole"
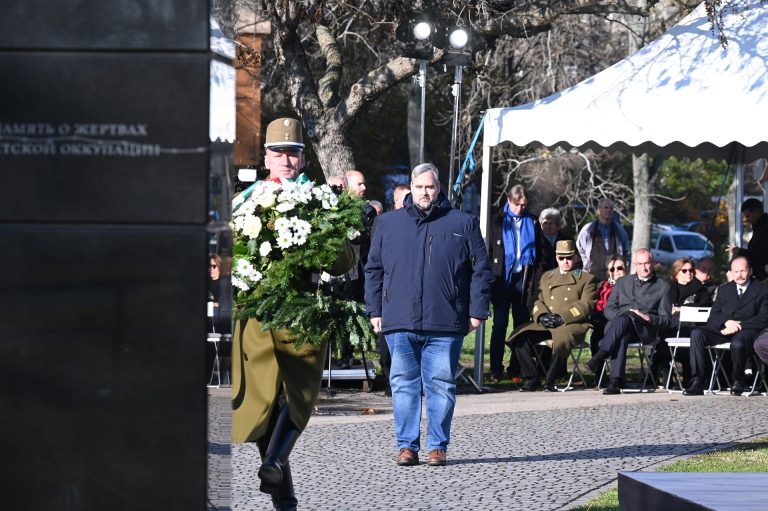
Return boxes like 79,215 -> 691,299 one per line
474,140 -> 493,387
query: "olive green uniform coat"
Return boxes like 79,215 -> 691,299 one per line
231,244 -> 354,444
506,269 -> 597,357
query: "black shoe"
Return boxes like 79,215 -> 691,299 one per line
602,379 -> 621,395
542,384 -> 558,392
586,355 -> 604,374
730,381 -> 745,396
519,379 -> 540,392
682,378 -> 704,396
682,385 -> 704,396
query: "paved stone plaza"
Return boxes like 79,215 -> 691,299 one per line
208,387 -> 768,511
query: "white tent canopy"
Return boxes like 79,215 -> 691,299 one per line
472,1 -> 768,384
482,0 -> 768,162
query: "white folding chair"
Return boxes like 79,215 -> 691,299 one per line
665,306 -> 711,392
207,332 -> 222,388
597,339 -> 657,393
707,343 -> 768,396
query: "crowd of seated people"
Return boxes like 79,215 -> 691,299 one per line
502,246 -> 768,395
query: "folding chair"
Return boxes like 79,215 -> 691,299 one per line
534,334 -> 591,392
707,344 -> 768,396
664,306 -> 711,392
596,339 -> 657,393
207,332 -> 223,388
747,361 -> 768,396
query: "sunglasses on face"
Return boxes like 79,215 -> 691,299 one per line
557,255 -> 574,261
609,266 -> 625,272
679,268 -> 693,274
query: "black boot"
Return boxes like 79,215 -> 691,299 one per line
258,403 -> 301,494
544,354 -> 565,391
270,461 -> 298,511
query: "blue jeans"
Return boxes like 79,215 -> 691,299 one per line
385,331 -> 463,453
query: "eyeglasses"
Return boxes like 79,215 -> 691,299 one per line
679,268 -> 693,274
608,266 -> 625,272
557,255 -> 574,261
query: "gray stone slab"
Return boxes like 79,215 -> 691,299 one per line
619,472 -> 768,511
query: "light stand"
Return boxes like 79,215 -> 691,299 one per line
418,60 -> 428,163
448,65 -> 463,202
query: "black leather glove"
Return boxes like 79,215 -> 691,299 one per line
540,314 -> 564,329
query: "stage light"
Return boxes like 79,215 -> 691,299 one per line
395,12 -> 442,60
448,27 -> 469,50
413,21 -> 432,41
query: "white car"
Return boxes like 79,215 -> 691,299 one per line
650,231 -> 715,266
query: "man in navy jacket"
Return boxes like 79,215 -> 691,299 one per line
365,162 -> 492,467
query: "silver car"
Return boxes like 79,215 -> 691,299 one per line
651,231 -> 715,266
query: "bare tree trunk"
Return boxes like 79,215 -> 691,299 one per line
312,122 -> 356,178
628,0 -> 651,259
632,153 -> 652,253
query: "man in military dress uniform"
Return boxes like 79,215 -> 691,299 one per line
231,118 -> 353,511
506,240 -> 597,391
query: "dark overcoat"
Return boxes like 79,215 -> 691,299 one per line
506,268 -> 597,357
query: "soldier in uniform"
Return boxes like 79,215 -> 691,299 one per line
231,118 -> 353,511
506,240 -> 597,391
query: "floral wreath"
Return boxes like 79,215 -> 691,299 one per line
231,176 -> 374,350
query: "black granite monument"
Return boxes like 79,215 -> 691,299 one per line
0,2 -> 231,509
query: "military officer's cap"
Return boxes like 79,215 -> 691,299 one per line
555,239 -> 577,257
265,117 -> 305,151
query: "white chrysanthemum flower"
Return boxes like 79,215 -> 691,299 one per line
242,215 -> 262,238
276,201 -> 295,213
274,217 -> 291,231
235,258 -> 255,276
232,276 -> 249,291
252,271 -> 263,283
292,220 -> 311,238
347,228 -> 361,240
255,192 -> 276,209
233,215 -> 246,232
292,234 -> 307,246
319,271 -> 332,282
237,199 -> 256,216
276,231 -> 293,249
259,241 -> 272,257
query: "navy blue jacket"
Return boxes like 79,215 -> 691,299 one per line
364,193 -> 493,336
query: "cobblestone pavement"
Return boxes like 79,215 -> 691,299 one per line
209,387 -> 768,511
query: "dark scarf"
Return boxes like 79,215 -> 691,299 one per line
669,278 -> 705,307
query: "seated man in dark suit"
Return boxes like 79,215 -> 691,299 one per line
683,256 -> 768,396
585,249 -> 672,394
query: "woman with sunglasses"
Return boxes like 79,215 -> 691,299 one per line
651,257 -> 713,387
589,255 -> 627,356
667,257 -> 712,313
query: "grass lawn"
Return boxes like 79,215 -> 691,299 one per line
571,438 -> 768,511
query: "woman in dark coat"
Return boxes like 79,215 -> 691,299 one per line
589,255 -> 627,355
652,257 -> 713,387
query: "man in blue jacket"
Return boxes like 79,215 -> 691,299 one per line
365,162 -> 493,467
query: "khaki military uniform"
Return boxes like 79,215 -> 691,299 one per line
230,242 -> 354,444
231,320 -> 327,443
506,268 -> 597,357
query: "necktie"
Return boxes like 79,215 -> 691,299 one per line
738,288 -> 744,299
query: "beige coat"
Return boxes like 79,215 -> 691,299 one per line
506,269 -> 597,357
